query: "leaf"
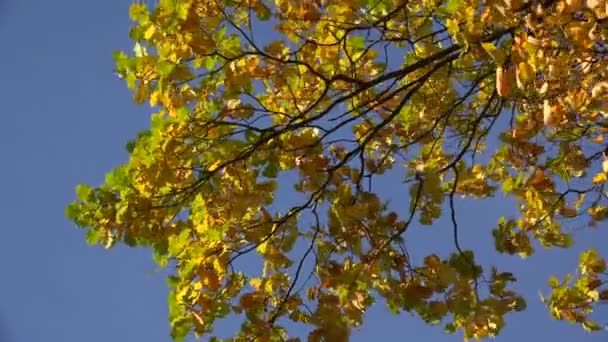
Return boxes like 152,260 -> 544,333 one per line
105,165 -> 130,187
75,184 -> 94,202
548,276 -> 560,288
176,107 -> 190,120
482,42 -> 506,65
350,36 -> 366,50
134,81 -> 149,104
513,297 -> 527,311
582,320 -> 601,331
516,62 -> 535,88
444,0 -> 463,14
206,224 -> 228,241
592,173 -> 607,184
157,61 -> 176,77
85,229 -> 104,245
446,19 -> 460,37
262,163 -> 279,178
144,25 -> 157,40
112,51 -> 129,69
65,202 -> 82,222
129,3 -> 149,23
208,160 -> 222,172
496,66 -> 512,97
204,56 -> 217,70
133,42 -> 147,57
125,73 -> 137,90
168,229 -> 191,257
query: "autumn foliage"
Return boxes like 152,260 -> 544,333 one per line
66,0 -> 608,340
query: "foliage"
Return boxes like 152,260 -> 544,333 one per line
66,0 -> 608,340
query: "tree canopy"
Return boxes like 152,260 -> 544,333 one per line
66,0 -> 608,340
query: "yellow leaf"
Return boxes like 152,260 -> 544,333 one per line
592,173 -> 606,184
482,42 -> 506,64
208,160 -> 222,172
587,290 -> 600,301
149,89 -> 161,107
446,19 -> 460,37
257,240 -> 268,255
134,81 -> 149,104
144,25 -> 156,40
250,278 -> 263,290
516,62 -> 534,88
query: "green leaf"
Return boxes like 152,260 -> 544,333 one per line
126,73 -> 137,90
129,3 -> 149,23
170,316 -> 192,342
105,165 -> 130,188
85,229 -> 104,246
112,51 -> 130,73
583,321 -> 601,331
65,202 -> 81,220
167,275 -> 180,289
444,0 -> 463,14
168,229 -> 191,257
124,231 -> 137,247
176,107 -> 191,121
65,202 -> 90,228
254,5 -> 272,20
215,25 -> 227,40
125,139 -> 138,153
262,163 -> 279,178
153,245 -> 170,268
190,194 -> 207,225
350,36 -> 366,50
204,56 -> 217,70
548,276 -> 560,288
75,184 -> 94,202
444,322 -> 458,333
157,60 -> 176,77
206,224 -> 228,241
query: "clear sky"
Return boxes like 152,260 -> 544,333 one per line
0,1 -> 607,341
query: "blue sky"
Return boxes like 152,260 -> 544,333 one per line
0,1 -> 607,341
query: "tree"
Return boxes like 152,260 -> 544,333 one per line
66,0 -> 608,340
